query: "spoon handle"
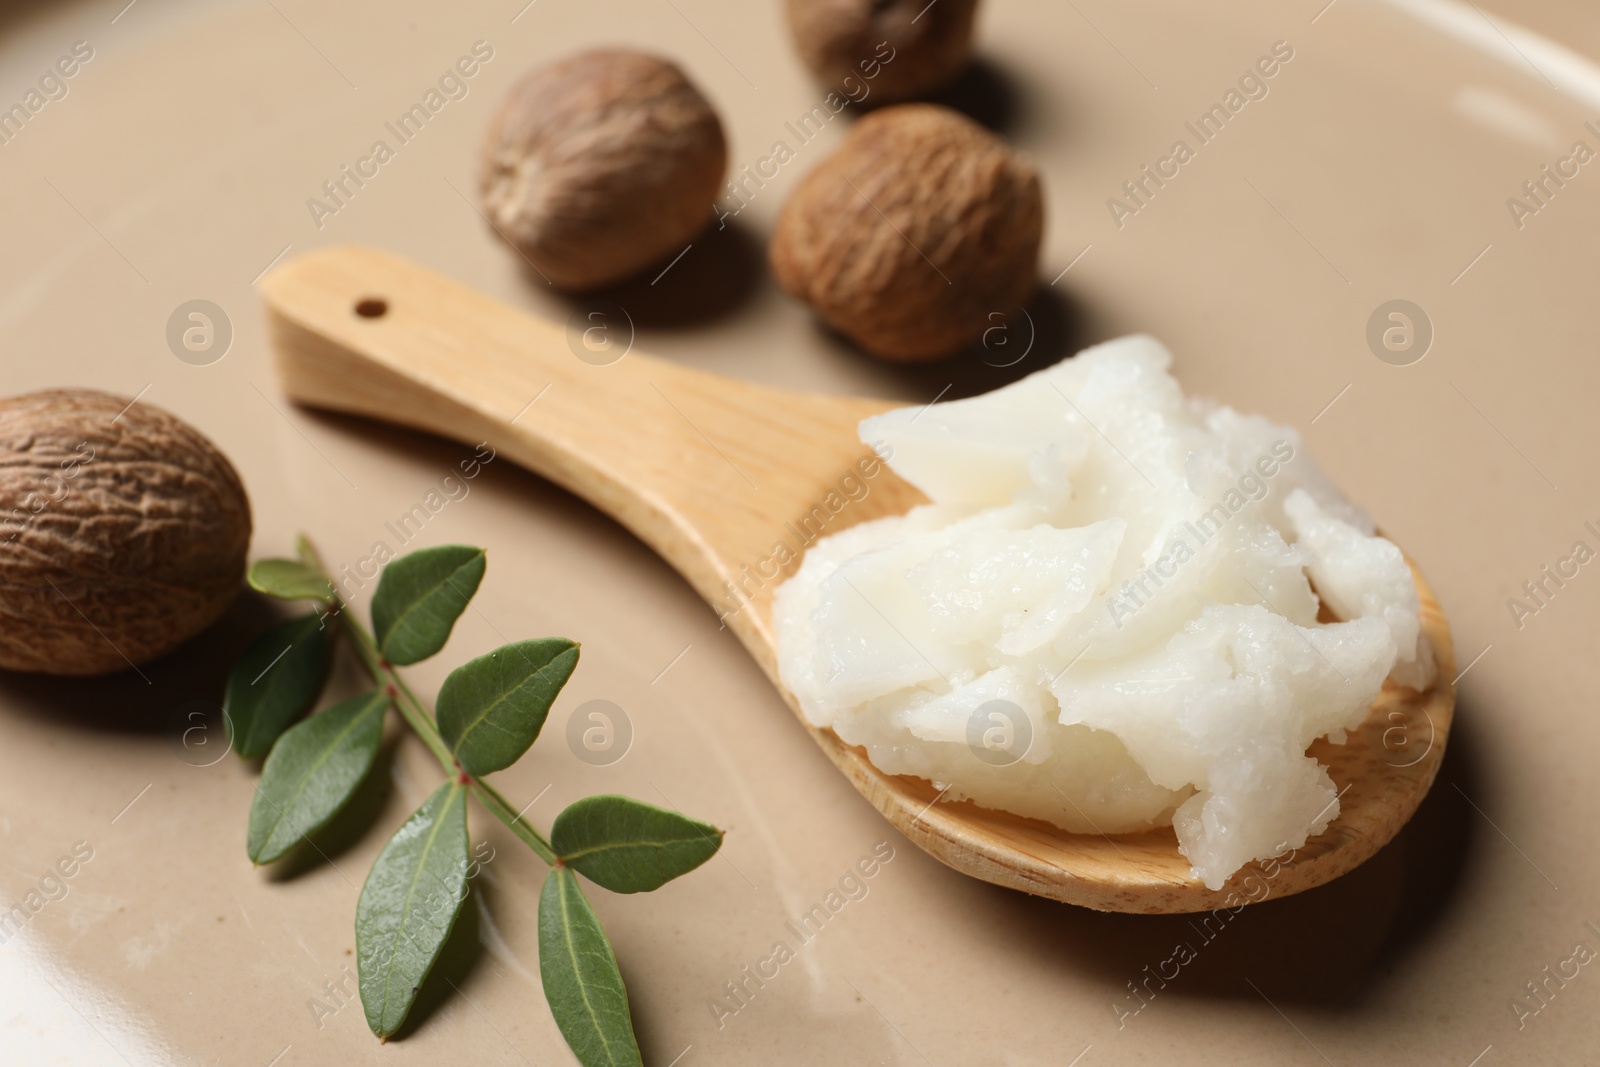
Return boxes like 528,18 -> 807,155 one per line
259,245 -> 901,663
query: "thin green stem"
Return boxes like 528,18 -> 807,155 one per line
298,535 -> 559,867
341,610 -> 457,767
470,780 -> 558,865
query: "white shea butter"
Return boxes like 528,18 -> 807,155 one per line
773,336 -> 1435,889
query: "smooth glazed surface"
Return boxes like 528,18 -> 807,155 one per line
0,0 -> 1595,1063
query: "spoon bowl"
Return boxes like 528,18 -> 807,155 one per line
262,245 -> 1455,914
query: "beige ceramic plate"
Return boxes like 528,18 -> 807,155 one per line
0,0 -> 1597,1063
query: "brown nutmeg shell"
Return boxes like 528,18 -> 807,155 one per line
0,390 -> 251,676
479,49 -> 727,291
785,0 -> 981,102
770,103 -> 1043,361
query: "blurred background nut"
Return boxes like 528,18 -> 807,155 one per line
0,390 -> 251,676
479,48 -> 727,291
770,103 -> 1043,361
785,0 -> 981,102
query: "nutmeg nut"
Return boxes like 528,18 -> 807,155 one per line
479,49 -> 728,291
770,103 -> 1043,361
785,0 -> 980,102
0,390 -> 251,676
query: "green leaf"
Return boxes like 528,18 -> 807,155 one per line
538,865 -> 643,1067
370,545 -> 487,665
552,795 -> 722,894
247,558 -> 335,603
225,613 -> 334,759
356,779 -> 470,1038
436,639 -> 579,775
247,690 -> 388,864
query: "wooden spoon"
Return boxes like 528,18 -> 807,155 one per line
261,245 -> 1455,914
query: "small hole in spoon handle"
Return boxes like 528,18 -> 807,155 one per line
354,297 -> 388,318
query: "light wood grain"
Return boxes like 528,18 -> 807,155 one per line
261,245 -> 1455,914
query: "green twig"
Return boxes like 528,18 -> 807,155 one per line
300,537 -> 560,866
